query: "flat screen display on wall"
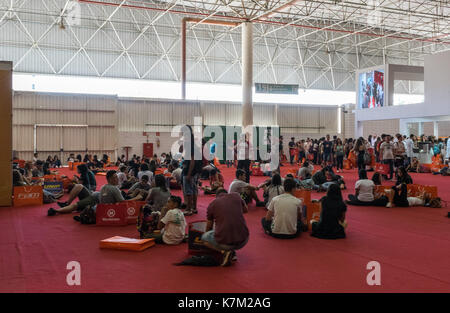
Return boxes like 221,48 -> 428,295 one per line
358,70 -> 384,109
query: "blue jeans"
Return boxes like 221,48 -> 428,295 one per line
182,174 -> 198,196
201,230 -> 248,251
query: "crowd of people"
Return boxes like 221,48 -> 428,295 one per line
11,131 -> 449,266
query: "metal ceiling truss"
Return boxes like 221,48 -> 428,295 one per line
0,0 -> 448,93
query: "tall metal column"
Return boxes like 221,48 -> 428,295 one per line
242,21 -> 253,128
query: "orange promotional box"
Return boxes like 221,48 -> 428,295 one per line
99,236 -> 155,251
294,189 -> 311,205
306,202 -> 322,229
13,186 -> 43,207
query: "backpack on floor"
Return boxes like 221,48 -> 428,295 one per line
79,205 -> 96,225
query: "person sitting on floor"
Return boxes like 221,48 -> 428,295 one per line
125,175 -> 151,200
297,161 -> 314,180
32,160 -> 45,178
372,171 -> 382,185
396,166 -> 413,185
202,189 -> 249,267
228,169 -> 265,207
144,174 -> 171,212
311,184 -> 347,239
149,196 -> 186,245
73,163 -> 97,192
48,170 -> 123,217
432,160 -> 450,176
165,161 -> 182,189
346,169 -> 388,207
407,156 -> 420,173
262,173 -> 284,208
138,163 -> 154,185
202,169 -> 224,195
13,169 -> 63,203
262,178 -> 306,239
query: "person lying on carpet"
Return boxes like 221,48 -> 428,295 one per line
13,170 -> 64,203
48,170 -> 123,217
201,189 -> 249,267
311,184 -> 347,240
262,173 -> 284,208
346,169 -> 388,207
228,169 -> 265,207
124,175 -> 151,200
384,184 -> 439,208
262,178 -> 306,239
144,174 -> 171,212
432,160 -> 450,176
202,169 -> 224,195
145,196 -> 187,245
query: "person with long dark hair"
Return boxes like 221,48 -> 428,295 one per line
352,137 -> 366,171
311,184 -> 347,239
145,174 -> 171,212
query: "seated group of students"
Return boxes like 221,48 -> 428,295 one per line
346,167 -> 442,208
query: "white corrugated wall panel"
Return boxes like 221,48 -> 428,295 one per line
254,104 -> 276,126
203,102 -> 226,126
13,93 -> 36,109
320,107 -> 338,133
13,109 -> 35,125
88,127 -> 116,151
63,127 -> 87,151
36,110 -> 61,125
173,102 -> 201,125
62,111 -> 87,125
13,126 -> 34,151
87,111 -> 115,126
37,127 -> 61,151
226,103 -> 241,126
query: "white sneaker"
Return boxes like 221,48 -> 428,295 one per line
386,203 -> 392,208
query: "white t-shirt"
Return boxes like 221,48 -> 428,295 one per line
355,179 -> 375,202
161,208 -> 186,245
404,138 -> 414,158
117,172 -> 127,186
172,168 -> 182,184
268,193 -> 302,235
407,197 -> 424,207
229,179 -> 249,194
138,170 -> 154,183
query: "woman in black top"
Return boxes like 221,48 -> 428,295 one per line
396,166 -> 413,185
311,184 -> 347,239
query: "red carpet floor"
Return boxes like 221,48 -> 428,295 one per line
1,165 -> 449,293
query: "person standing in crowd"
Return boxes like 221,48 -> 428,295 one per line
394,134 -> 407,169
353,137 -> 367,171
288,137 -> 296,165
335,138 -> 345,173
404,134 -> 414,167
322,135 -> 333,166
237,133 -> 251,183
380,134 -> 395,180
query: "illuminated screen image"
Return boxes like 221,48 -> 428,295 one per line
358,70 -> 384,109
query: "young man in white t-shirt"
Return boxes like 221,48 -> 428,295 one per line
262,178 -> 305,238
229,169 -> 265,207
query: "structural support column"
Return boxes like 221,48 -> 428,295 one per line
0,61 -> 12,206
181,19 -> 187,100
418,122 -> 424,136
433,121 -> 439,137
242,21 -> 253,128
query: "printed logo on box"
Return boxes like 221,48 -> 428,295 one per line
107,209 -> 116,218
